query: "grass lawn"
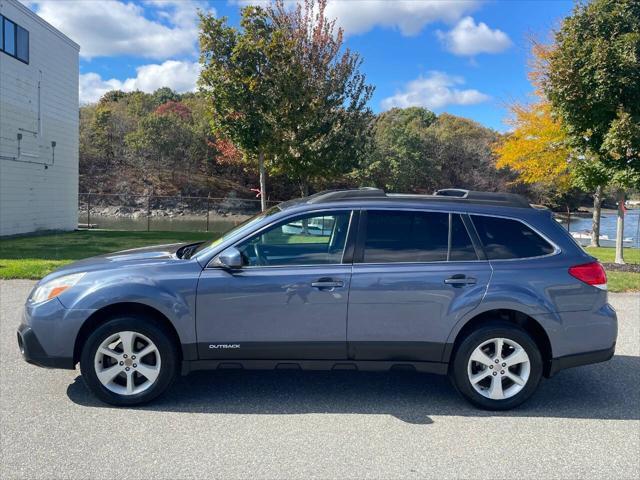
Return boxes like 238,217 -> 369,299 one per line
0,231 -> 214,280
583,246 -> 640,264
1,230 -> 638,292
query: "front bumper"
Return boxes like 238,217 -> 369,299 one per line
17,323 -> 75,369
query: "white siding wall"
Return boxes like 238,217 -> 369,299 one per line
0,0 -> 79,236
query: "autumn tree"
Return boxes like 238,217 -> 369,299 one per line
545,0 -> 640,263
495,36 -> 616,247
199,0 -> 374,205
493,41 -> 572,197
265,0 -> 374,196
495,102 -> 570,188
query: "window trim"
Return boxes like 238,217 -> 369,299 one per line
1,15 -> 29,65
461,213 -> 488,260
354,208 -> 482,266
206,208 -> 357,270
469,212 -> 561,262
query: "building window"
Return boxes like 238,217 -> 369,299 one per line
3,17 -> 16,55
16,25 -> 29,62
1,15 -> 29,64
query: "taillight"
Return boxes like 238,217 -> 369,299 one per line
568,262 -> 607,290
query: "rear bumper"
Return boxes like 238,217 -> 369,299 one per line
547,344 -> 615,377
17,323 -> 75,370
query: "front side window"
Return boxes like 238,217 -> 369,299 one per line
471,215 -> 555,260
237,211 -> 352,266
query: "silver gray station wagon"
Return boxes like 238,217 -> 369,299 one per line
18,188 -> 617,410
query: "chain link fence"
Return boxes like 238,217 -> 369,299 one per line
78,193 -> 280,232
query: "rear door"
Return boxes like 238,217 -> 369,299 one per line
347,210 -> 492,362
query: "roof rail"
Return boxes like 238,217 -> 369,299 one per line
433,189 -> 531,208
298,187 -> 531,209
306,187 -> 385,203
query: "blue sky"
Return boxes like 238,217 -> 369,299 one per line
25,0 -> 575,131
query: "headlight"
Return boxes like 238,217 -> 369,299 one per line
31,273 -> 86,304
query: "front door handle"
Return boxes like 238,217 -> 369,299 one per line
311,278 -> 344,289
444,274 -> 477,286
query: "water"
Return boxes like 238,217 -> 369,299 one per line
565,208 -> 640,248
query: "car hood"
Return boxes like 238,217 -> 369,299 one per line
41,243 -> 189,281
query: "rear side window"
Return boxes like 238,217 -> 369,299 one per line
471,215 -> 555,260
363,211 -> 478,263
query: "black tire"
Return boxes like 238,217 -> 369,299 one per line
450,322 -> 543,410
80,316 -> 178,406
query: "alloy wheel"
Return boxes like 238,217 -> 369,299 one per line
93,331 -> 162,396
467,337 -> 531,400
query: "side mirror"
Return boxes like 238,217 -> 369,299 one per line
212,246 -> 243,269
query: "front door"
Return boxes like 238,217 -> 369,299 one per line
347,210 -> 492,362
196,210 -> 355,360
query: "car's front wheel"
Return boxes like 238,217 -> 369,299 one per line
450,323 -> 543,410
80,316 -> 178,406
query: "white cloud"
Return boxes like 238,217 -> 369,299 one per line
437,16 -> 511,56
237,0 -> 479,36
80,60 -> 201,103
28,0 -> 211,59
326,0 -> 479,36
381,71 -> 489,110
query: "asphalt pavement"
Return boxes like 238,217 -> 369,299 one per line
1,280 -> 638,479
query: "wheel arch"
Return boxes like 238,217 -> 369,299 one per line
444,308 -> 554,377
73,302 -> 191,365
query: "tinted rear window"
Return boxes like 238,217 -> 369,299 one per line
471,215 -> 554,259
363,211 -> 478,263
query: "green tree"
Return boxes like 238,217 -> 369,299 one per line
359,109 -> 514,194
265,0 -> 374,196
152,87 -> 180,108
199,0 -> 374,205
126,106 -> 201,184
545,0 -> 640,263
359,107 -> 437,191
428,113 -> 504,192
199,6 -> 284,210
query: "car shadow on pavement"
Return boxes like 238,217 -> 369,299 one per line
66,354 -> 639,424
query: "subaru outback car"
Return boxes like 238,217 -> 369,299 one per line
17,188 -> 617,410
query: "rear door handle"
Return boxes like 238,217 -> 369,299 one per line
444,275 -> 477,286
311,279 -> 344,289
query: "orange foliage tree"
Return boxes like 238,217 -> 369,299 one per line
494,100 -> 571,191
494,38 -> 609,247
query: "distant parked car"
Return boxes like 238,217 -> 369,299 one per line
18,188 -> 617,410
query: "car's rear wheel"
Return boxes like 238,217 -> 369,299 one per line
450,323 -> 543,410
80,316 -> 178,406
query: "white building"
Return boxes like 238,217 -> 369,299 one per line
0,0 -> 79,236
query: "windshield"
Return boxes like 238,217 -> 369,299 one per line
191,205 -> 281,256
